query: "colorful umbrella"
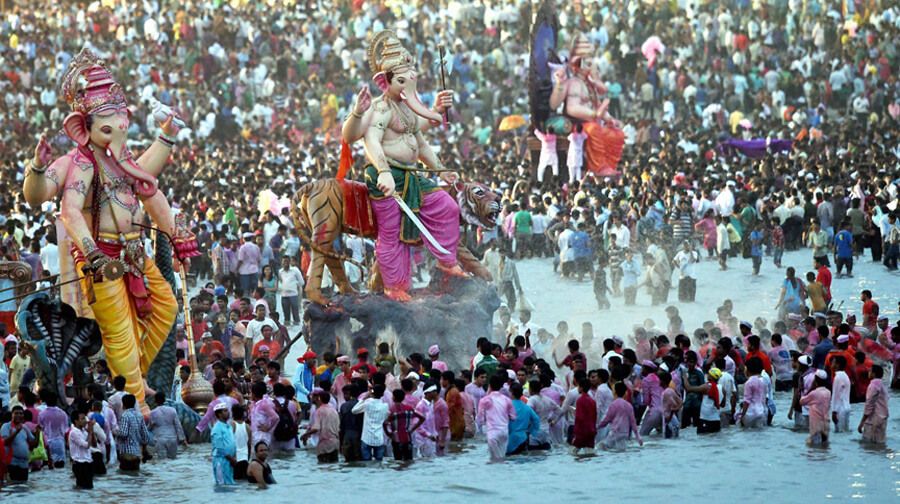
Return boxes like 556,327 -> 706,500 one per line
498,114 -> 527,131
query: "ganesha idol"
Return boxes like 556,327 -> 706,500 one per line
337,30 -> 473,302
548,34 -> 625,178
21,49 -> 196,415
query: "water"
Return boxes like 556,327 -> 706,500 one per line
2,394 -> 898,502
3,250 -> 898,501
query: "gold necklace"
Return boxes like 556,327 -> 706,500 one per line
389,99 -> 418,151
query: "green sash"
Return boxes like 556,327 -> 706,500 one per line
364,162 -> 439,244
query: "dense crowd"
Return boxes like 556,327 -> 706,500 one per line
0,0 -> 899,491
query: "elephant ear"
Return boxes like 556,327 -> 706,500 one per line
63,112 -> 90,146
373,72 -> 389,93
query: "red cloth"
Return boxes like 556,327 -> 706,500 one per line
351,362 -> 377,375
572,393 -> 597,448
707,381 -> 720,407
339,180 -> 377,238
582,122 -> 624,177
816,265 -> 832,302
745,350 -> 772,376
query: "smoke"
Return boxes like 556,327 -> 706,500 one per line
306,269 -> 500,370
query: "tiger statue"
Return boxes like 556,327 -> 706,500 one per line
291,179 -> 500,305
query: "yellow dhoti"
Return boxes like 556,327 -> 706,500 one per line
77,253 -> 177,416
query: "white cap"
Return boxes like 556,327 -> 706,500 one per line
815,369 -> 828,380
406,372 -> 420,381
798,355 -> 812,367
213,402 -> 229,412
423,384 -> 438,394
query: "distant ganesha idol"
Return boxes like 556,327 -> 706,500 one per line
549,34 -> 625,178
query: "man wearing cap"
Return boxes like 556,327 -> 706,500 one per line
302,391 -> 340,463
211,402 -> 237,485
800,369 -> 832,445
330,356 -> 352,406
352,348 -> 377,376
830,356 -> 852,433
237,232 -> 261,297
200,332 -> 226,359
251,325 -> 281,360
413,384 -> 441,458
789,355 -> 814,429
426,345 -> 447,373
293,351 -> 317,418
638,360 -> 664,436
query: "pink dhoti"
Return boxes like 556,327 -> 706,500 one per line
370,191 -> 460,291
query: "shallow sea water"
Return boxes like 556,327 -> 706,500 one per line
2,394 -> 897,502
2,250 -> 898,501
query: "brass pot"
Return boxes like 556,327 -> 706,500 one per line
181,370 -> 214,413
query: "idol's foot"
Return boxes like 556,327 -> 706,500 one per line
384,287 -> 412,302
437,262 -> 471,278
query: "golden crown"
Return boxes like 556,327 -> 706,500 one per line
367,30 -> 415,75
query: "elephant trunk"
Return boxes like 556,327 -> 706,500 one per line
402,87 -> 443,125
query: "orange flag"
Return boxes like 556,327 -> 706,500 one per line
337,140 -> 352,180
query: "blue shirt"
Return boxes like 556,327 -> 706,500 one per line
507,400 -> 540,454
835,230 -> 853,258
812,339 -> 834,370
569,231 -> 592,259
0,422 -> 35,468
211,419 -> 236,460
750,230 -> 763,257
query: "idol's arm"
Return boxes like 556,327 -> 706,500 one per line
23,156 -> 67,207
59,168 -> 102,264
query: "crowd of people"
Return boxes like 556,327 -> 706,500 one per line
0,0 -> 899,492
1,290 -> 897,487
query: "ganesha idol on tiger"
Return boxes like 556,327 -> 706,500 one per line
293,30 -> 500,305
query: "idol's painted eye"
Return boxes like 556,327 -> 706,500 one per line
474,187 -> 485,196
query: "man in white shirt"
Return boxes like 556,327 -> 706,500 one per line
606,215 -> 630,249
68,410 -> 102,489
245,303 -> 277,346
672,241 -> 699,302
277,256 -> 304,326
830,353 -> 852,432
40,235 -> 59,275
557,225 -> 575,277
351,384 -> 390,461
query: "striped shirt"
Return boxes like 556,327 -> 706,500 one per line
385,403 -> 422,444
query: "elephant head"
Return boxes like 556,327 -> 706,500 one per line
369,30 -> 443,126
374,67 -> 443,126
60,48 -> 158,197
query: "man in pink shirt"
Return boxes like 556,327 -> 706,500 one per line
428,345 -> 449,373
799,369 -> 832,445
414,385 -> 440,458
598,382 -> 643,450
432,386 -> 450,455
476,374 -> 516,462
249,382 -> 278,448
858,365 -> 889,444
